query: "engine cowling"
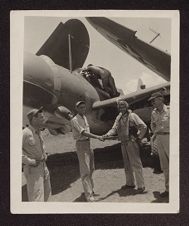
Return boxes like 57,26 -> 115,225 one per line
55,106 -> 74,120
45,106 -> 73,135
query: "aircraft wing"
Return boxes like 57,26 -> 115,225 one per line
92,82 -> 170,110
86,17 -> 171,81
36,19 -> 90,70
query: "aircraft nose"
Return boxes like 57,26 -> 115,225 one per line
24,52 -> 54,91
23,52 -> 57,107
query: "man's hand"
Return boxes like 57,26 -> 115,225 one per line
30,159 -> 39,167
102,134 -> 109,140
97,136 -> 105,141
44,153 -> 48,161
44,166 -> 50,180
140,138 -> 150,146
102,134 -> 118,140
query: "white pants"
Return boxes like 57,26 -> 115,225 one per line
76,140 -> 94,199
121,140 -> 145,188
23,162 -> 51,201
156,134 -> 169,191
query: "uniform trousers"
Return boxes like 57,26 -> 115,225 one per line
121,140 -> 145,188
76,140 -> 94,199
23,162 -> 51,201
156,134 -> 169,191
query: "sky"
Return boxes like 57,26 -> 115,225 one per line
24,16 -> 171,93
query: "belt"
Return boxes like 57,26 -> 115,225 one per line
156,132 -> 169,135
76,139 -> 90,142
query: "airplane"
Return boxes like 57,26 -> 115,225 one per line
86,17 -> 171,81
23,18 -> 170,136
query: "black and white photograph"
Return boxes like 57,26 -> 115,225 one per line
10,10 -> 179,213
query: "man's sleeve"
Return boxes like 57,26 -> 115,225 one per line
106,114 -> 120,136
132,113 -> 146,127
22,130 -> 35,165
132,113 -> 147,139
71,118 -> 85,134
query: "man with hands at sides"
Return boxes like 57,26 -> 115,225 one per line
149,92 -> 170,198
71,101 -> 104,202
102,100 -> 147,192
22,107 -> 51,202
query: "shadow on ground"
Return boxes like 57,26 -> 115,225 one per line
97,188 -> 148,202
22,143 -> 161,200
74,193 -> 86,202
22,163 -> 81,201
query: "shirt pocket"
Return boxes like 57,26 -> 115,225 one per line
162,114 -> 169,129
28,136 -> 36,146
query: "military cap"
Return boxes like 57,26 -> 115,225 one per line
27,106 -> 44,122
148,92 -> 163,101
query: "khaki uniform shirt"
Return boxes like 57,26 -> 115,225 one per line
22,126 -> 46,165
71,114 -> 90,141
151,104 -> 170,134
107,111 -> 147,142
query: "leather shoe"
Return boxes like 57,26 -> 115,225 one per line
137,187 -> 145,193
121,184 -> 135,190
159,191 -> 169,198
153,169 -> 163,174
87,195 -> 95,202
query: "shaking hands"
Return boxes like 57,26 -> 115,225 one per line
97,136 -> 105,142
96,135 -> 107,141
96,134 -> 118,141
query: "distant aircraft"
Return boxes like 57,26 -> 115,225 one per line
86,17 -> 171,81
23,18 -> 170,135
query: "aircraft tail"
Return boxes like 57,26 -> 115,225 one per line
36,19 -> 90,70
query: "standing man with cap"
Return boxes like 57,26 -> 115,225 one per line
71,101 -> 103,202
22,107 -> 51,201
149,92 -> 170,198
102,100 -> 147,192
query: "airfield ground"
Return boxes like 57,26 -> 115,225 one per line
22,132 -> 168,203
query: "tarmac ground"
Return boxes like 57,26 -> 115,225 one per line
22,132 -> 168,203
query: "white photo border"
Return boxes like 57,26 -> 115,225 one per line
10,10 -> 179,214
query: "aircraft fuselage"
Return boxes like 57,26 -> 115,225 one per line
23,52 -> 115,134
23,52 -> 168,135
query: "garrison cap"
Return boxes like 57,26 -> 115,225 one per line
27,106 -> 44,122
148,92 -> 163,101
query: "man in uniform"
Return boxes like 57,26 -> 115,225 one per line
22,107 -> 51,201
71,101 -> 103,202
102,100 -> 147,192
86,64 -> 120,98
149,92 -> 170,198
